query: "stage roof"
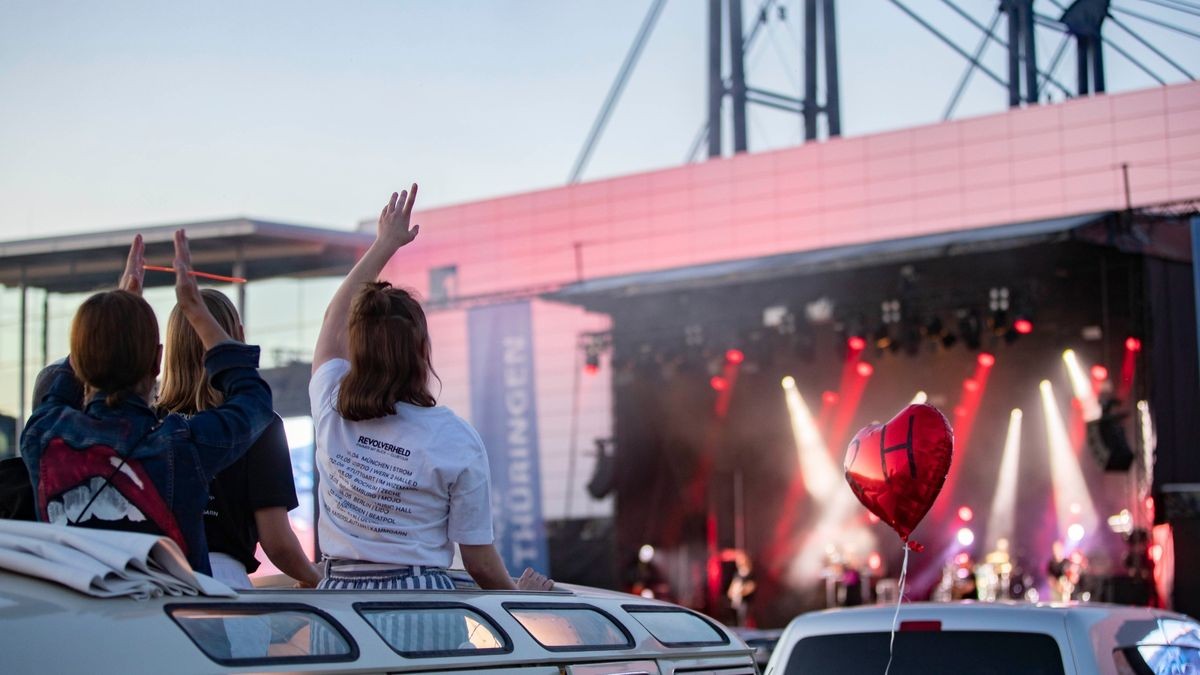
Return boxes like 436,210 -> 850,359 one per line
0,218 -> 375,294
548,210 -> 1117,305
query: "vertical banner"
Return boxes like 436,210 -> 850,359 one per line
467,301 -> 549,575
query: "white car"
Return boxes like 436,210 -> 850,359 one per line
0,524 -> 756,674
764,601 -> 1200,675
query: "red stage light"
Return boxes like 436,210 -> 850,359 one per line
822,390 -> 840,405
964,378 -> 980,392
1014,318 -> 1034,335
856,361 -> 874,377
725,348 -> 745,364
584,362 -> 599,375
710,376 -> 728,392
868,552 -> 882,571
953,405 -> 967,418
1090,365 -> 1109,381
954,552 -> 970,566
977,352 -> 996,367
847,335 -> 866,351
1126,337 -> 1142,352
957,506 -> 973,522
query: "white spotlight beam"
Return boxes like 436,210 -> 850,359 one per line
1062,350 -> 1101,421
911,391 -> 928,405
1040,381 -> 1099,546
785,489 -> 877,587
782,378 -> 841,500
1137,401 -> 1156,502
984,409 -> 1022,550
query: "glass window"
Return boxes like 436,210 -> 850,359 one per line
1158,620 -> 1200,648
506,603 -> 633,651
784,631 -> 1066,675
167,604 -> 356,667
624,606 -> 728,646
354,602 -> 510,657
1119,645 -> 1200,675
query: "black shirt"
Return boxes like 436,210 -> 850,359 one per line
203,415 -> 299,573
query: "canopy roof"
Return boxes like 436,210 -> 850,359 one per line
0,218 -> 375,293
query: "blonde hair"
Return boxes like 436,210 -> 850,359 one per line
337,282 -> 437,421
157,289 -> 241,414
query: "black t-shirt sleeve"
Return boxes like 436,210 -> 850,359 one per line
246,415 -> 300,512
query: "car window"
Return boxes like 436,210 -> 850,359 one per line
354,602 -> 511,657
1158,620 -> 1200,648
624,605 -> 728,646
783,631 -> 1066,675
1117,645 -> 1200,675
167,603 -> 357,667
505,603 -> 633,651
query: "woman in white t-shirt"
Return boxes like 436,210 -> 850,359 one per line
310,183 -> 552,592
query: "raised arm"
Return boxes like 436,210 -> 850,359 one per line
118,233 -> 145,295
35,234 -> 146,412
173,229 -> 233,348
313,184 -> 420,372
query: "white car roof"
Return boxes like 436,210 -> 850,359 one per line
784,600 -> 1194,633
0,569 -> 755,674
769,600 -> 1199,675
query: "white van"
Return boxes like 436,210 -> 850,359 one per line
0,523 -> 756,674
765,601 -> 1200,675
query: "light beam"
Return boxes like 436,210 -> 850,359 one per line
985,408 -> 1023,549
1040,380 -> 1099,549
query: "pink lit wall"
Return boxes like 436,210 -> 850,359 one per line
389,81 -> 1200,299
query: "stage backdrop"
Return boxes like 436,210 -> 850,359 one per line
468,301 -> 550,575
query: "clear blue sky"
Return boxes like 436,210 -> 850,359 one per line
0,0 -> 1196,417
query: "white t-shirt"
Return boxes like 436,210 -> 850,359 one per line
309,359 -> 494,567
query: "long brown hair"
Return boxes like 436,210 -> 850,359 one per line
157,289 -> 241,414
69,290 -> 160,407
337,282 -> 437,420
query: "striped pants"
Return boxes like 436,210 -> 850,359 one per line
316,559 -> 469,654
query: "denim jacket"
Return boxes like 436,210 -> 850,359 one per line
20,342 -> 275,575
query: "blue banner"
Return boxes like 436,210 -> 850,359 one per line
467,301 -> 549,575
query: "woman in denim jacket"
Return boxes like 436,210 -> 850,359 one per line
20,230 -> 276,576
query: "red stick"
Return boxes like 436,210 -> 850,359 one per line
144,265 -> 247,284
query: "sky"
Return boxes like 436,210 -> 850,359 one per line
0,0 -> 1196,417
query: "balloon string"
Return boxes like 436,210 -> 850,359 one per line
884,545 -> 910,675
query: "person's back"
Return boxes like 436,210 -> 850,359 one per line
158,288 -> 320,588
20,231 -> 275,575
309,185 -> 551,592
311,362 -> 492,575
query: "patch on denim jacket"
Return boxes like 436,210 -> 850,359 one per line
37,438 -> 186,554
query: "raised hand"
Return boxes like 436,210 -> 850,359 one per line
118,234 -> 145,295
172,228 -> 232,349
377,183 -> 420,249
173,229 -> 202,309
516,567 -> 555,591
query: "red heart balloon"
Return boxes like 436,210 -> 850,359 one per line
843,404 -> 954,551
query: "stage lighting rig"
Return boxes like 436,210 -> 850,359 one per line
578,331 -> 612,375
989,286 -> 1011,336
958,309 -> 983,350
805,297 -> 835,325
872,323 -> 893,350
